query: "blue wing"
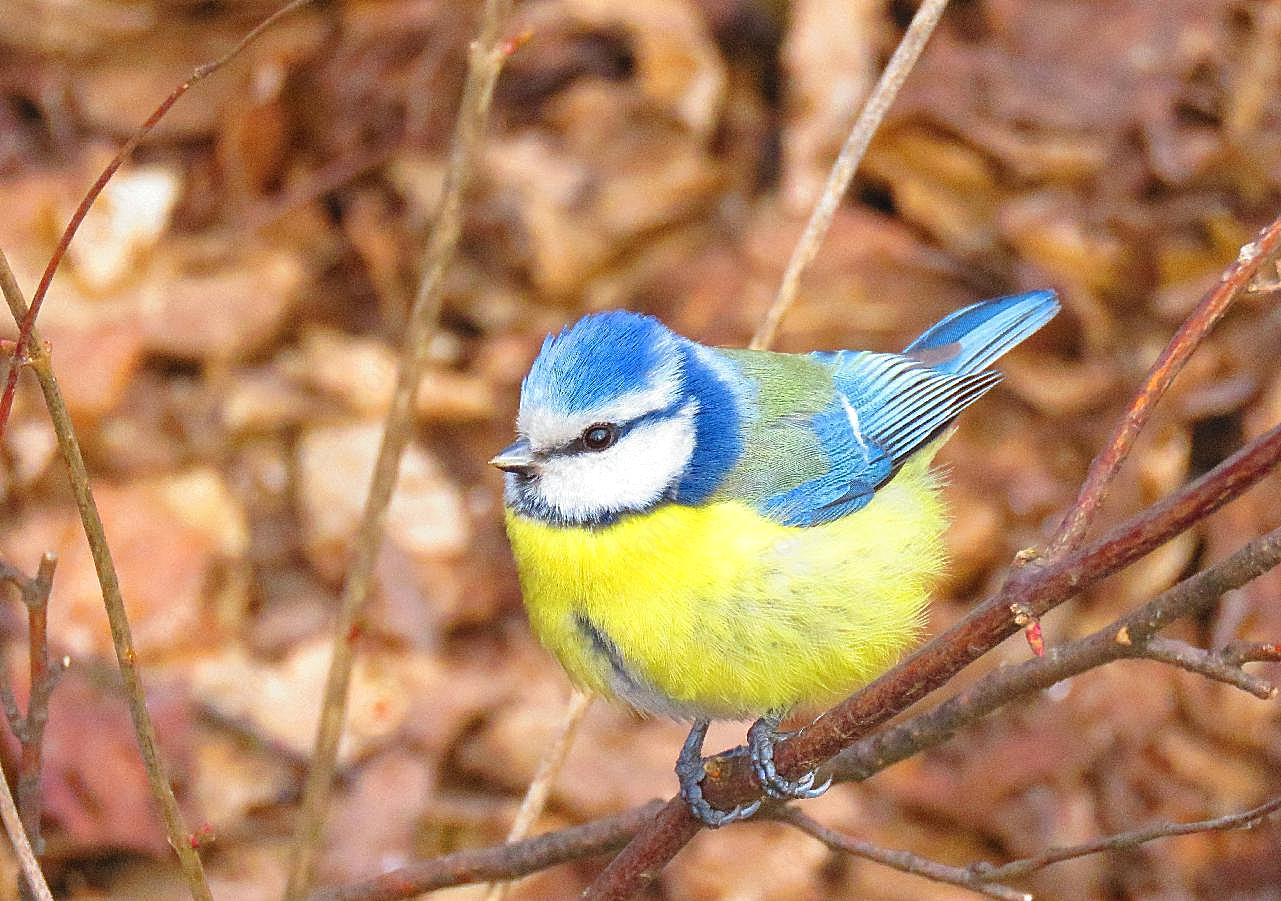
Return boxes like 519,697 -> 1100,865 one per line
760,291 -> 1059,527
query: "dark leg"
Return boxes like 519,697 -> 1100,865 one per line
747,711 -> 832,800
676,719 -> 761,828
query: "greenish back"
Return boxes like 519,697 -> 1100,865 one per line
711,349 -> 834,505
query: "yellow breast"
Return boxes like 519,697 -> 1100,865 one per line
505,459 -> 947,719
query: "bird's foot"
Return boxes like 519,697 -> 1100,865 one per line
747,713 -> 832,800
676,720 -> 760,828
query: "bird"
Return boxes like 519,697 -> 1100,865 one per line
491,290 -> 1060,827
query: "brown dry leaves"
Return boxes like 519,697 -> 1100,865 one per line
1,0 -> 1280,897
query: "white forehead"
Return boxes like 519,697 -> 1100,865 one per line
517,351 -> 683,451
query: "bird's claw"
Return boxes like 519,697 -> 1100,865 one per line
748,715 -> 832,801
677,720 -> 761,828
678,764 -> 762,828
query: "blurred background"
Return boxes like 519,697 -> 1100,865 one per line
1,0 -> 1280,897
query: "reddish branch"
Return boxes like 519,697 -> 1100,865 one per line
0,0 -> 316,443
585,414 -> 1281,898
0,553 -> 60,854
304,802 -> 665,901
832,524 -> 1281,782
1045,216 -> 1281,556
316,485 -> 1281,901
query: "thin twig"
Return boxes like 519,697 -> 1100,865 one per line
1221,639 -> 1281,667
778,808 -> 1029,901
0,550 -> 61,901
16,553 -> 60,854
0,753 -> 53,901
1129,636 -> 1277,699
0,0 -> 316,444
972,795 -> 1281,882
0,250 -> 212,900
303,802 -> 666,901
482,689 -> 593,901
1043,214 -> 1281,557
283,2 -> 516,896
750,0 -> 951,350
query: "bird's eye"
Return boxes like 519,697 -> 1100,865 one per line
582,423 -> 618,451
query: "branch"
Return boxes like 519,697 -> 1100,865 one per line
0,251 -> 212,900
831,524 -> 1281,783
283,2 -> 516,896
301,522 -> 1281,901
303,802 -> 665,901
0,0 -> 316,445
777,808 -> 1029,901
971,795 -> 1281,882
482,689 -> 593,901
0,552 -> 61,901
1,4 -> 332,887
0,750 -> 53,901
750,0 -> 951,351
1126,636 -> 1278,699
1044,215 -> 1281,556
586,415 -> 1281,899
781,794 -> 1281,900
0,553 -> 63,855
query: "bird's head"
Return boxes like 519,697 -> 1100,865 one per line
493,311 -> 740,527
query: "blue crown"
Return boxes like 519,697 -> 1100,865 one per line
521,311 -> 677,415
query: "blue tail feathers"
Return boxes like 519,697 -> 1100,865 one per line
902,290 -> 1060,376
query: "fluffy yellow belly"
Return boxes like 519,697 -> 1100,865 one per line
505,463 -> 947,720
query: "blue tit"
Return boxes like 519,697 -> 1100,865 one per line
492,290 -> 1059,825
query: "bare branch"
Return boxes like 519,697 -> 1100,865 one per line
17,553 -> 61,854
0,752 -> 53,901
831,524 -> 1281,782
0,550 -> 62,901
0,250 -> 212,899
1045,215 -> 1281,557
777,808 -> 1029,901
972,795 -> 1281,882
1221,639 -> 1281,666
0,0 -> 316,444
750,0 -> 951,351
586,416 -> 1281,899
284,2 -> 516,896
303,802 -> 665,901
1127,636 -> 1276,699
482,689 -> 593,901
296,524 -> 1281,901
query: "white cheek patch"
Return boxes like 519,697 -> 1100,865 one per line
532,403 -> 697,521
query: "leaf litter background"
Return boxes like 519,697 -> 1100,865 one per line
1,0 -> 1281,898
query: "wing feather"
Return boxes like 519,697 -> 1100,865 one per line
754,291 -> 1059,527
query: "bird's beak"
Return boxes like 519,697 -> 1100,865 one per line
490,438 -> 537,474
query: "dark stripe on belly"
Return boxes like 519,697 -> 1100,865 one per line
573,612 -> 645,695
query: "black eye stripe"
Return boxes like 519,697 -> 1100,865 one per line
542,397 -> 690,458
